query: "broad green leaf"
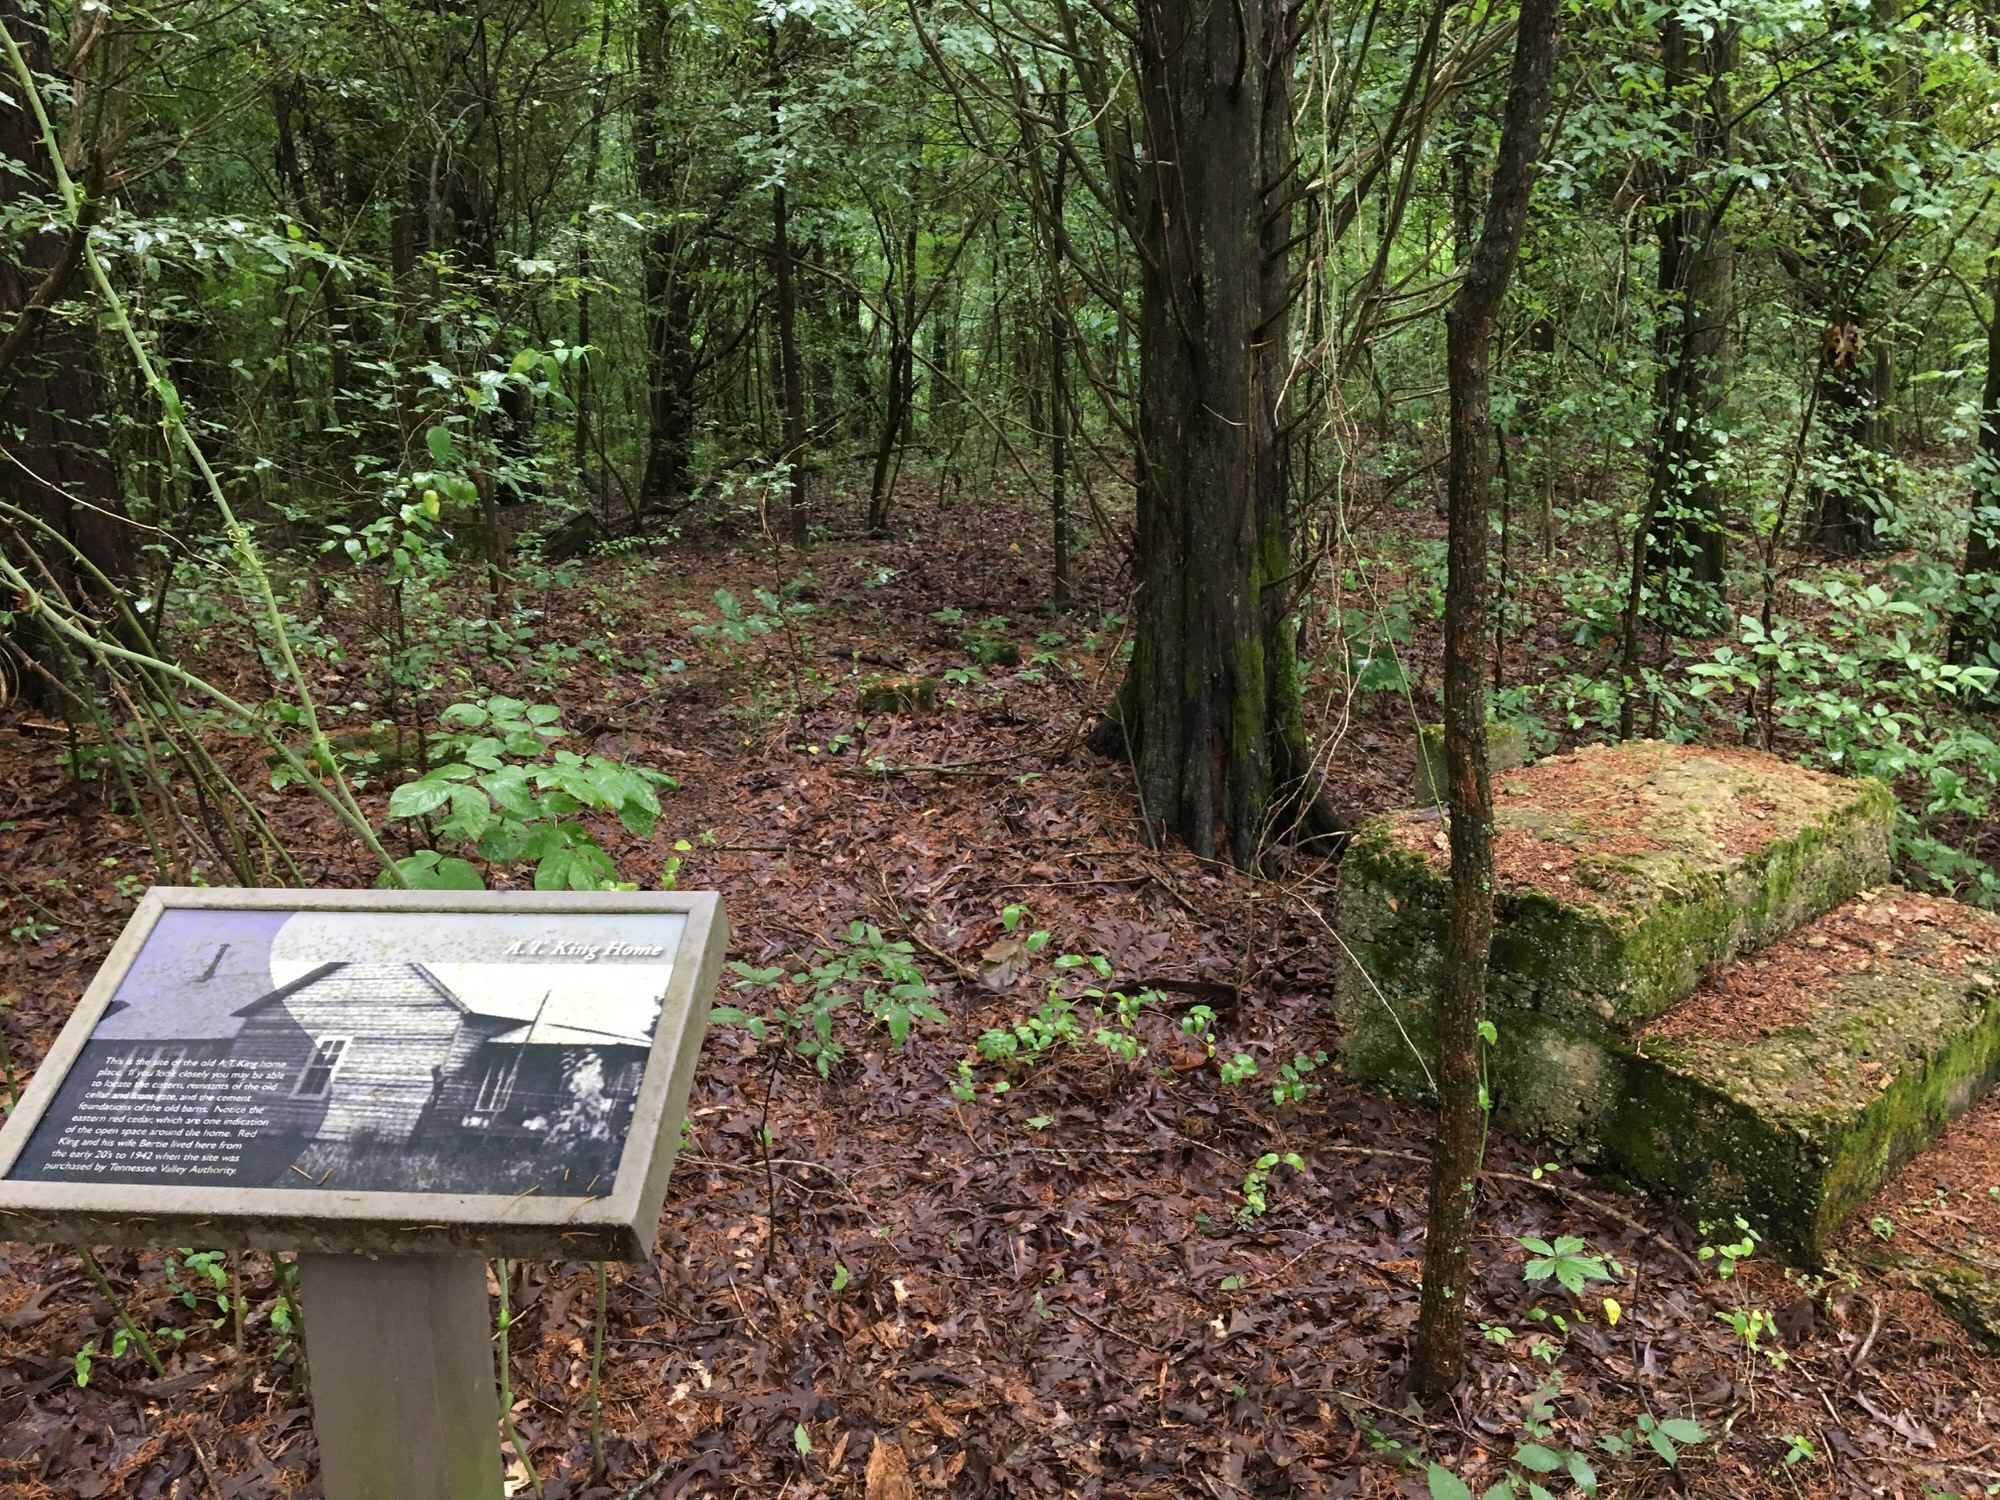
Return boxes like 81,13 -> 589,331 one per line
533,846 -> 575,892
438,784 -> 491,842
388,778 -> 452,817
1515,1443 -> 1562,1473
1567,1451 -> 1598,1494
391,851 -> 484,890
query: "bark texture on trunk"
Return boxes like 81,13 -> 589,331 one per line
1042,75 -> 1071,607
1807,0 -> 1910,556
1410,0 -> 1561,1400
767,21 -> 809,546
1644,14 -> 1734,604
1809,315 -> 1888,555
1115,0 -> 1307,868
634,2 -> 698,511
771,173 -> 809,545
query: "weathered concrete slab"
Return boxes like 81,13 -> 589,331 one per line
1611,890 -> 2000,1261
1335,741 -> 1894,1102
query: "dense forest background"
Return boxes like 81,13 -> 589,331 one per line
3,0 -> 1998,898
3,0 -> 2000,1493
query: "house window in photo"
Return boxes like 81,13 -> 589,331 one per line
292,1037 -> 349,1099
472,1054 -> 519,1116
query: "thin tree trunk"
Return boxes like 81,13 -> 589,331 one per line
1950,260 -> 2000,666
634,1 -> 698,516
868,225 -> 918,531
1410,0 -> 1562,1401
768,21 -> 808,547
574,7 -> 612,504
1047,74 -> 1071,608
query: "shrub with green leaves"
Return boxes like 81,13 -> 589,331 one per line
711,921 -> 945,1076
682,584 -> 813,656
952,908 -> 1158,1099
384,696 -> 675,890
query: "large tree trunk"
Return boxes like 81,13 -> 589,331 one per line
1809,314 -> 1885,554
0,1 -> 128,709
1113,0 -> 1310,868
1643,14 -> 1734,615
1410,0 -> 1561,1400
1807,0 -> 1910,556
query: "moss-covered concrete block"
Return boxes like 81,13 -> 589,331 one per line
1916,1265 -> 2000,1353
1837,1088 -> 2000,1350
1334,742 -> 1894,1104
857,674 -> 938,714
1607,891 -> 2000,1262
1417,720 -> 1530,804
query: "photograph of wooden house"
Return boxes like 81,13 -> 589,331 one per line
233,959 -> 658,1193
6,907 -> 681,1196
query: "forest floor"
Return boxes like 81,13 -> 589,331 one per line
0,471 -> 1995,1499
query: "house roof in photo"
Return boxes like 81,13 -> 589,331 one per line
94,955 -> 336,1042
232,961 -> 455,1018
488,1019 -> 653,1047
93,953 -> 666,1049
425,964 -> 664,1048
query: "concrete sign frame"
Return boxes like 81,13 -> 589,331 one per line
0,886 -> 726,1261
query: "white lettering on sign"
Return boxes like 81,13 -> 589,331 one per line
500,940 -> 665,961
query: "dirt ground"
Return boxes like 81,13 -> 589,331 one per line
0,479 -> 1994,1497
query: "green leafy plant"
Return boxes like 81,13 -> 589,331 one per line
384,696 -> 675,890
683,584 -> 812,659
1520,1234 -> 1621,1297
711,922 -> 945,1076
1697,1217 -> 1760,1279
957,917 -> 1160,1095
1218,1052 -> 1258,1086
1601,1413 -> 1709,1467
1271,1050 -> 1329,1106
1237,1151 -> 1305,1227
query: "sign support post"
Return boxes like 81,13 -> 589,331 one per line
297,1252 -> 503,1500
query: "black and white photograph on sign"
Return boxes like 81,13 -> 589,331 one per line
4,907 -> 687,1197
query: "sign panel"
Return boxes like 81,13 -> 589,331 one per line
0,888 -> 725,1259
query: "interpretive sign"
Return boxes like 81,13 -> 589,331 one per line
0,887 -> 726,1260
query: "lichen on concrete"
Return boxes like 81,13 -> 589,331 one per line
1914,1264 -> 2000,1354
857,674 -> 938,714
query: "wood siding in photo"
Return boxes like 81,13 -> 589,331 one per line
234,966 -> 465,1143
